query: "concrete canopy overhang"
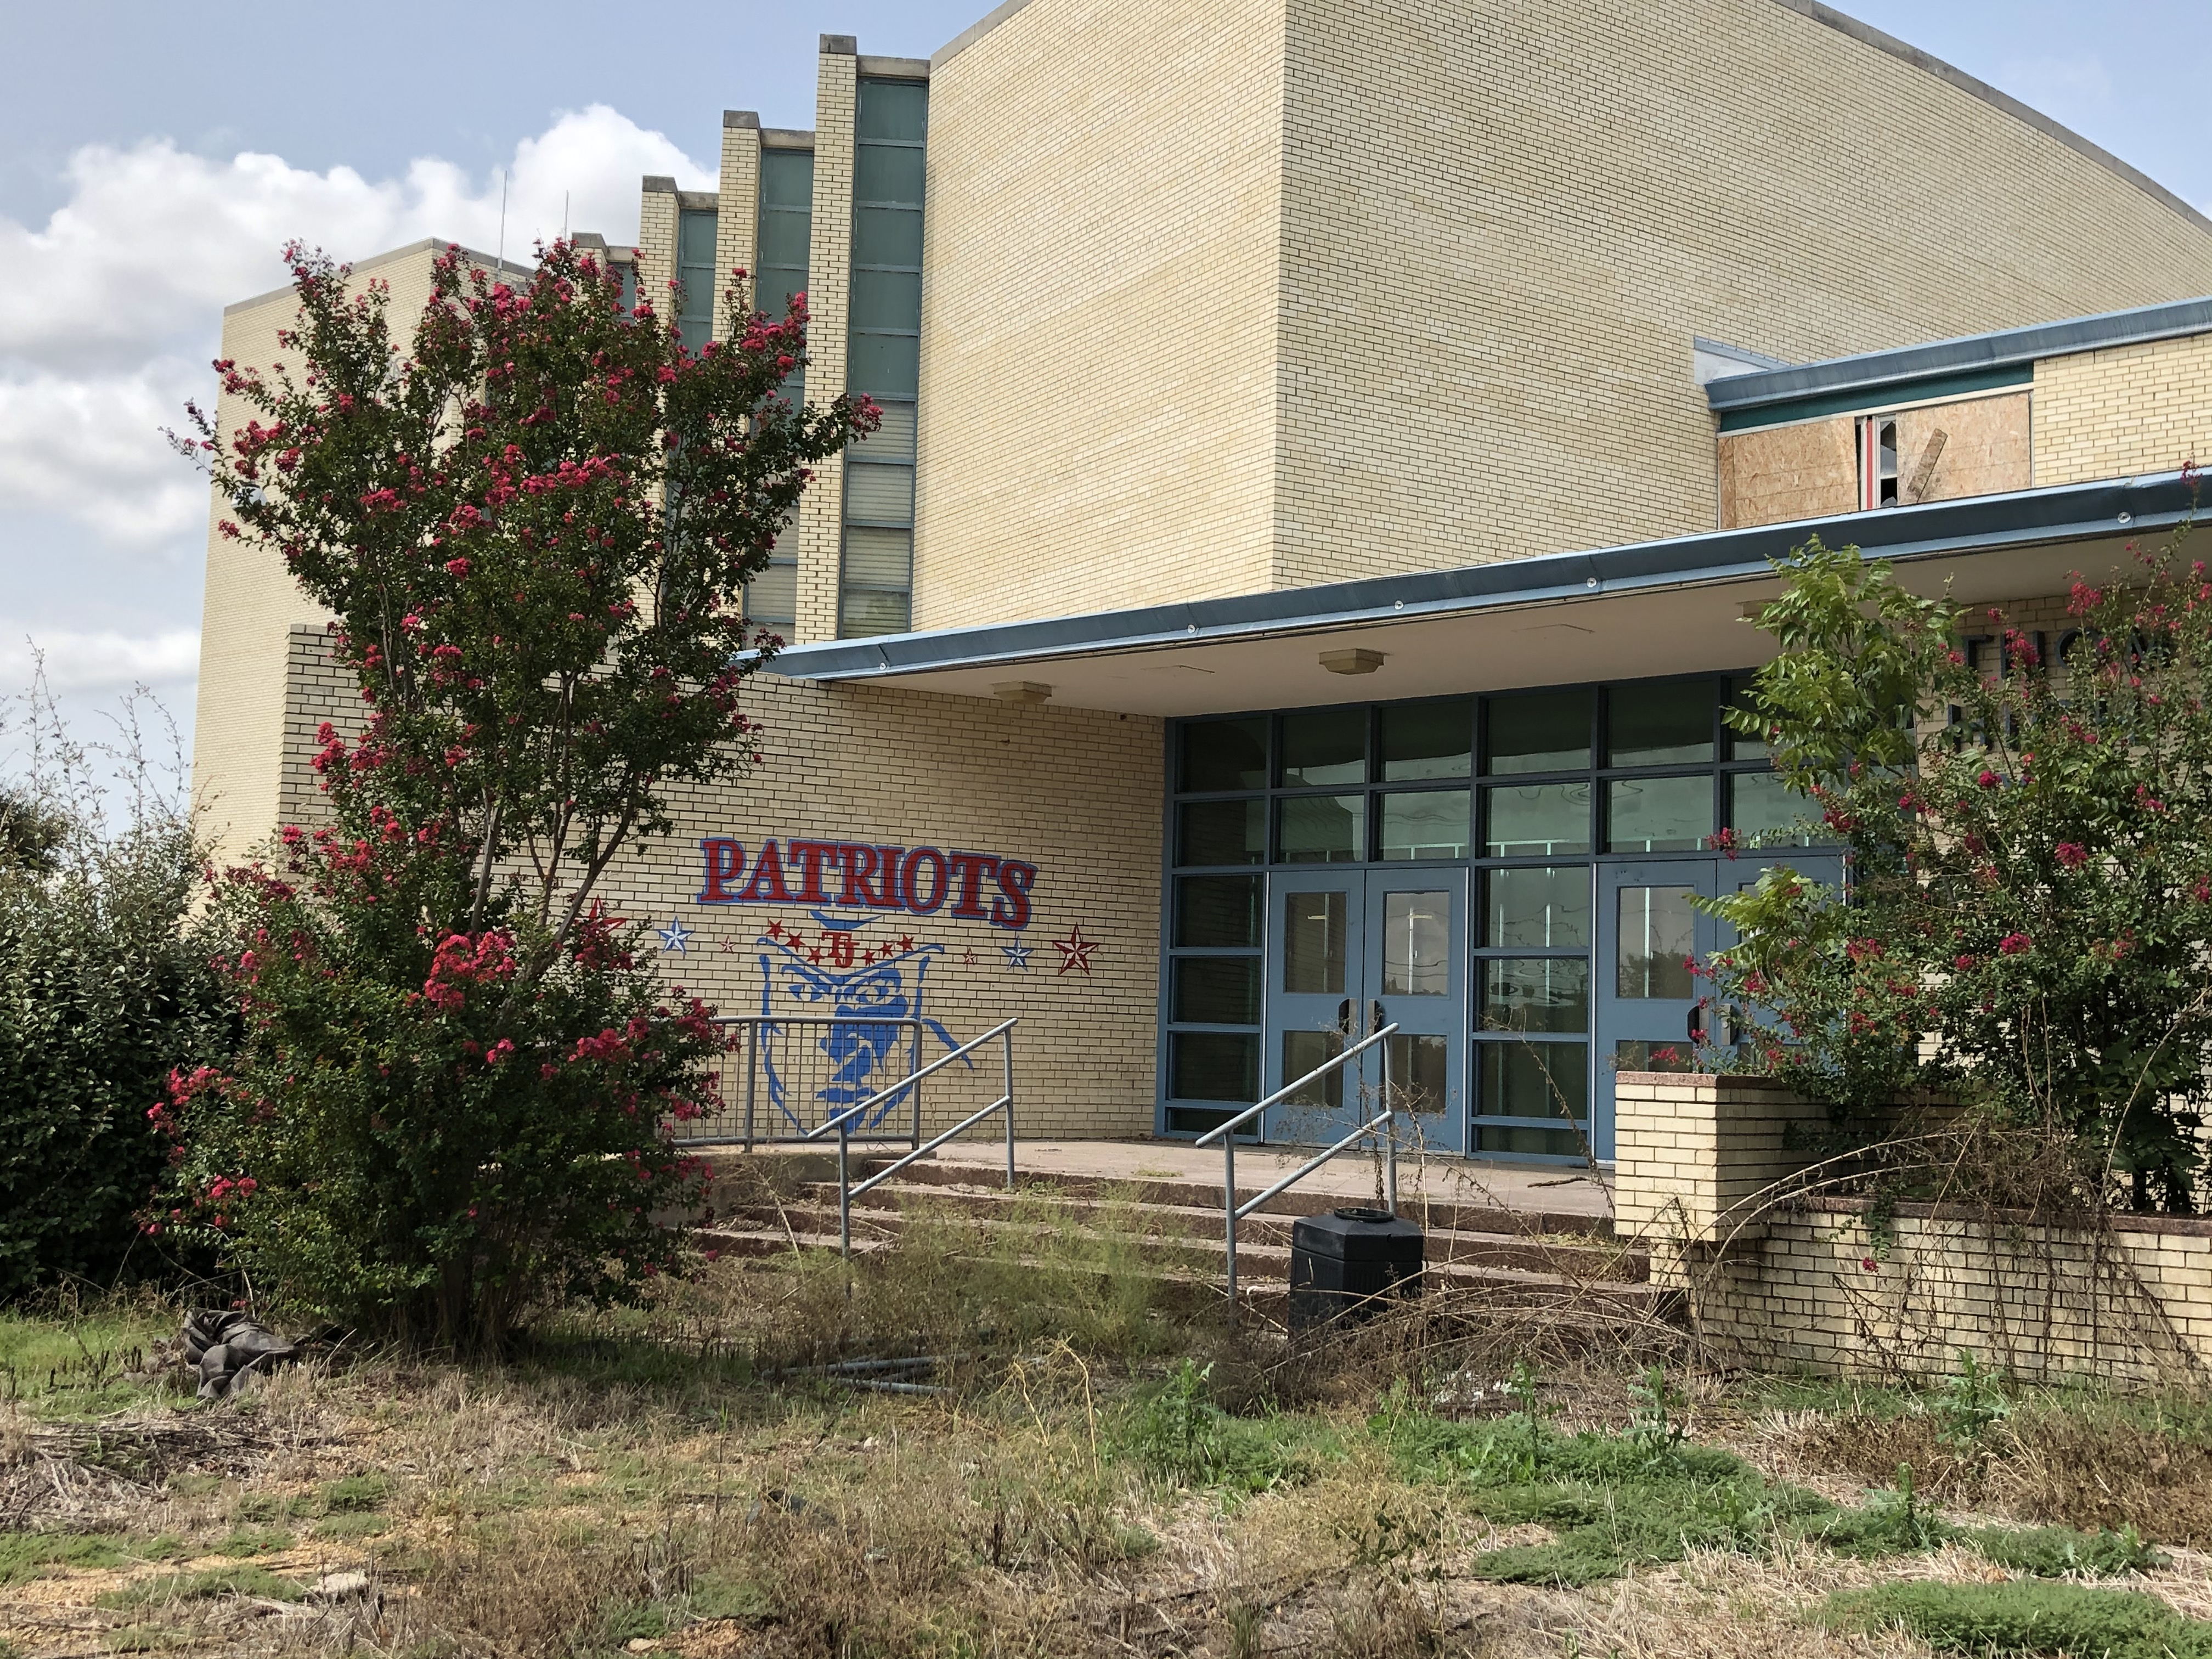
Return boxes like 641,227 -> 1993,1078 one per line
766,473 -> 2200,718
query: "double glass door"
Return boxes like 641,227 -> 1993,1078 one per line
1263,871 -> 1466,1153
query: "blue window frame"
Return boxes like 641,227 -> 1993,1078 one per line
1159,676 -> 1820,1159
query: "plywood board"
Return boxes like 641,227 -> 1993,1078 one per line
1718,416 -> 1858,529
1898,393 -> 2031,504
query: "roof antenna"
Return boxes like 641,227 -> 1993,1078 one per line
562,190 -> 569,241
496,168 -> 508,274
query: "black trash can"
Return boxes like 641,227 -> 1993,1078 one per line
1286,1206 -> 1424,1333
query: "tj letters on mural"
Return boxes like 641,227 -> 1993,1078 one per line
695,834 -> 1039,928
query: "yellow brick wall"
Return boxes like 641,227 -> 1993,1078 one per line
911,0 -> 1289,631
278,630 -> 1167,1138
2035,332 -> 2212,486
713,116 -> 762,344
636,181 -> 678,327
1268,0 -> 2212,589
795,47 -> 858,646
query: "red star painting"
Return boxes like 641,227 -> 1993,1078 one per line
1052,923 -> 1099,975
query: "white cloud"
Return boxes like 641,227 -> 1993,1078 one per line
0,627 -> 200,693
0,106 -> 714,708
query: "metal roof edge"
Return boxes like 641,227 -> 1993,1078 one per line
932,0 -> 1046,69
768,473 -> 2201,682
1708,295 -> 2212,412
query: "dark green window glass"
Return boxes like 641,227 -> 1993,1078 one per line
1175,875 -> 1260,947
1171,1032 -> 1257,1102
675,207 -> 719,351
856,78 -> 928,141
1380,699 -> 1471,780
758,211 -> 811,271
1486,691 -> 1590,775
1615,1040 -> 1700,1074
1174,958 -> 1260,1025
840,586 -> 911,637
1483,866 -> 1592,947
1483,782 -> 1592,856
1607,775 -> 1712,853
1608,679 -> 1715,766
851,268 -> 922,330
853,206 -> 924,268
855,402 -> 916,461
1478,1042 -> 1588,1122
844,463 -> 914,524
761,148 -> 814,206
1277,794 -> 1365,864
1480,959 -> 1590,1034
1726,770 -> 1811,844
1475,1124 -> 1588,1158
1378,790 -> 1470,860
855,143 -> 927,203
1180,719 -> 1266,792
847,332 -> 919,397
1178,799 -> 1265,866
1282,1030 -> 1345,1110
1279,708 -> 1365,786
1726,678 -> 1769,760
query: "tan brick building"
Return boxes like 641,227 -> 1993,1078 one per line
194,0 -> 2212,1160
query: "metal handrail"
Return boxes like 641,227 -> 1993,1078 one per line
1196,1022 -> 1401,1316
693,1016 -> 926,1150
803,1017 -> 1018,1257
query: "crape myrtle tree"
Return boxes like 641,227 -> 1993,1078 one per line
1704,521 -> 2212,1211
160,240 -> 875,1342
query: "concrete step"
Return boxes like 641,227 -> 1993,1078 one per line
693,1222 -> 1666,1305
702,1150 -> 1614,1239
721,1182 -> 1647,1283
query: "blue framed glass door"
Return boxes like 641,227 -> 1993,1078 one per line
1263,872 -> 1363,1143
1366,871 -> 1466,1154
1595,861 -> 1721,1158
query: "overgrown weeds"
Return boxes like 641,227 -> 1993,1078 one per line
1825,1581 -> 2212,1657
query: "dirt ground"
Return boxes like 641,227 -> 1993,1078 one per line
9,1232 -> 2212,1658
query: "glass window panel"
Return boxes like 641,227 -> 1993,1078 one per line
1478,1042 -> 1589,1123
854,400 -> 917,460
1481,958 -> 1590,1034
855,143 -> 927,204
1380,699 -> 1472,780
1178,800 -> 1264,867
1483,866 -> 1592,948
1277,794 -> 1365,864
758,269 -> 808,324
856,78 -> 929,142
1171,1032 -> 1256,1102
1485,691 -> 1590,774
1726,770 -> 1812,845
1726,679 -> 1769,760
677,208 -> 720,263
1381,891 -> 1450,997
1614,1039 -> 1699,1074
1175,874 -> 1260,947
847,331 -> 920,398
1607,775 -> 1713,853
1282,1030 -> 1345,1110
1379,790 -> 1470,861
844,462 -> 915,524
839,587 -> 910,637
1282,890 -> 1348,994
761,149 -> 815,207
1278,708 -> 1365,786
743,561 -> 798,632
851,268 -> 922,330
758,212 -> 811,271
1607,679 -> 1715,766
1180,718 -> 1267,793
1615,886 -> 1697,1000
1173,957 -> 1260,1026
1476,1124 -> 1587,1158
841,526 -> 911,587
1389,1034 -> 1451,1118
1483,782 -> 1592,856
853,205 -> 924,268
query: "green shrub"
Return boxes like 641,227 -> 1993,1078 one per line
0,736 -> 230,1297
1824,1582 -> 2212,1657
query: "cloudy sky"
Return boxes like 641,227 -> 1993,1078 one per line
0,0 -> 2203,771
